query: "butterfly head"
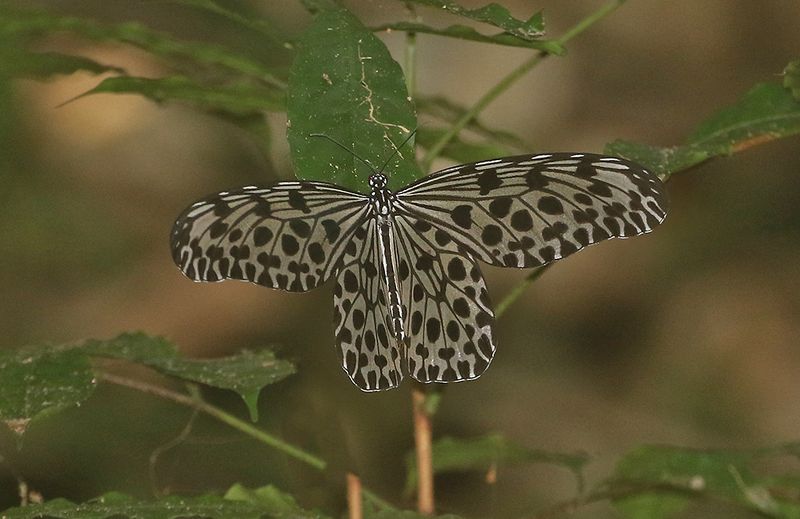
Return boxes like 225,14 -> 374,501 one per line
368,173 -> 388,191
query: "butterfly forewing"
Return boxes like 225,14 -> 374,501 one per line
171,182 -> 369,292
334,217 -> 403,391
396,153 -> 668,268
393,214 -> 495,383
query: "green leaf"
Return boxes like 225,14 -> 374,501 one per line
0,50 -> 124,79
371,22 -> 564,53
225,484 -> 329,518
287,8 -> 419,192
416,127 -> 512,164
85,332 -> 296,421
405,434 -> 588,495
153,350 -> 295,421
0,6 -> 284,87
784,59 -> 800,100
405,1 -> 545,41
73,75 -> 285,114
606,82 -> 800,179
366,511 -> 464,519
0,492 -> 283,519
613,444 -> 800,519
0,346 -> 95,435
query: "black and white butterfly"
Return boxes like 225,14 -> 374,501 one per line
171,151 -> 668,391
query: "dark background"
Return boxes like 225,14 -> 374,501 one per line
1,1 -> 799,517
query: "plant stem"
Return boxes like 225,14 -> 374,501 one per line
346,473 -> 363,519
411,386 -> 435,515
420,0 -> 626,172
494,265 -> 551,319
98,372 -> 326,470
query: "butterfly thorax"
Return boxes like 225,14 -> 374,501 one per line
367,173 -> 405,341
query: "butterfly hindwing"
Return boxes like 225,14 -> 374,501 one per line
334,218 -> 403,391
396,153 -> 668,268
171,182 -> 369,292
393,214 -> 496,384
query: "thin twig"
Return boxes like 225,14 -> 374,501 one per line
98,372 -> 326,470
412,386 -> 435,515
494,265 -> 550,319
149,407 -> 199,497
346,472 -> 363,519
420,0 -> 626,172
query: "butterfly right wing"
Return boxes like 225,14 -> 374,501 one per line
171,182 -> 369,292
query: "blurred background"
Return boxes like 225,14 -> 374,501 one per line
1,1 -> 799,517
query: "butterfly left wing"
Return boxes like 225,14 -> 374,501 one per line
334,217 -> 404,391
171,182 -> 369,292
395,153 -> 668,268
392,214 -> 496,384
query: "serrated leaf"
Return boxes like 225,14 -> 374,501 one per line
287,8 -> 419,192
0,6 -> 283,86
606,82 -> 800,179
405,434 -> 587,495
405,1 -> 545,41
0,346 -> 95,435
0,50 -> 124,79
613,444 -> 800,519
784,59 -> 800,100
416,127 -> 512,164
1,492 -> 276,519
225,484 -> 329,518
84,332 -> 295,421
73,75 -> 284,114
372,22 -> 563,53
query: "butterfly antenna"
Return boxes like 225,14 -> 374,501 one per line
309,133 -> 379,174
378,129 -> 417,174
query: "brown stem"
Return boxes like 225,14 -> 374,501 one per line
412,386 -> 434,515
346,472 -> 363,519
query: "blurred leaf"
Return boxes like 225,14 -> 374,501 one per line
167,0 -> 291,49
0,346 -> 95,435
607,82 -> 800,179
287,8 -> 419,192
85,332 -> 296,421
416,96 -> 528,150
372,22 -> 564,53
72,75 -> 284,114
0,6 -> 284,86
613,444 -> 800,519
405,1 -> 545,40
784,59 -> 800,99
405,434 -> 588,495
225,484 -> 329,518
366,511 -> 463,519
0,50 -> 124,79
416,127 -> 511,165
0,491 -> 287,518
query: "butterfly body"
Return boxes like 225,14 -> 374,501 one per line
172,153 -> 668,391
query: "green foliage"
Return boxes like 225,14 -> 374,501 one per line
404,434 -> 588,495
0,346 -> 95,435
404,0 -> 546,40
607,78 -> 800,179
287,8 -> 419,192
612,444 -> 800,518
0,333 -> 294,433
784,59 -> 800,100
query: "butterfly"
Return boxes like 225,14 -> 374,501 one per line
171,150 -> 668,391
